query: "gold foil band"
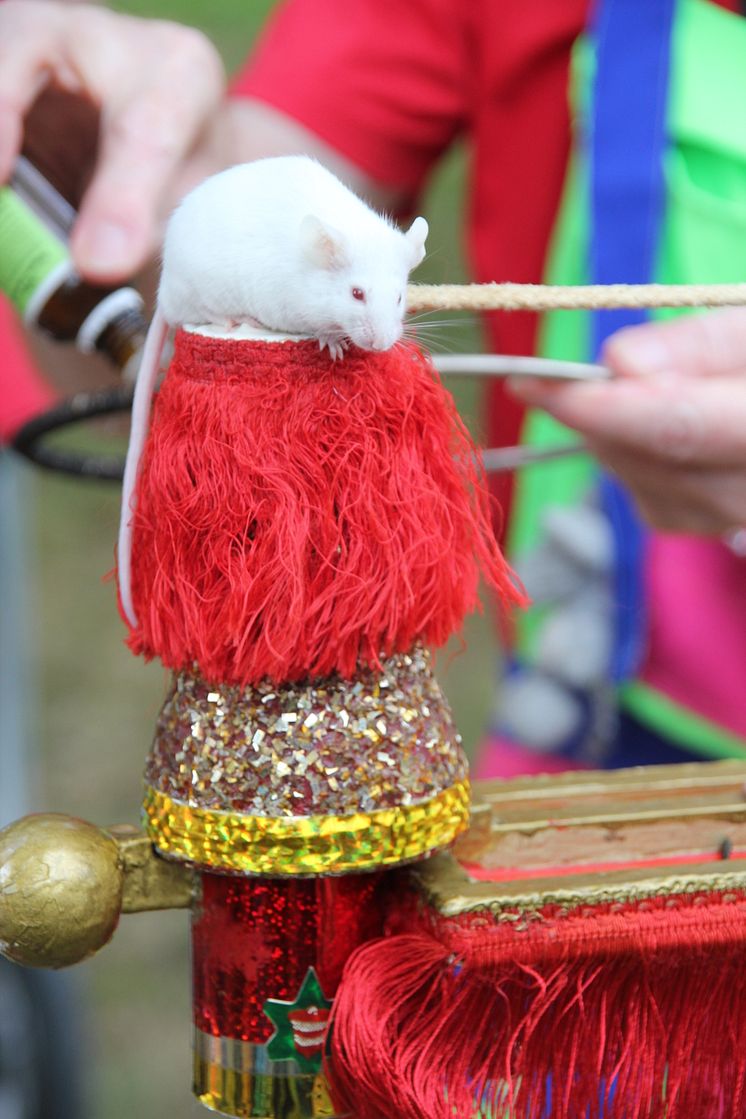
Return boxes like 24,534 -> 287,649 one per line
193,1032 -> 335,1118
144,780 -> 470,875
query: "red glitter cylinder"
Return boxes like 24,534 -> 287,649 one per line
192,869 -> 387,1117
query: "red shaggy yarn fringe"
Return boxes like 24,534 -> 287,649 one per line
328,888 -> 746,1118
124,331 -> 523,685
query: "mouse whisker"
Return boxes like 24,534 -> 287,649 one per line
405,315 -> 454,329
406,311 -> 478,326
403,325 -> 459,345
403,330 -> 456,344
398,334 -> 459,356
404,324 -> 457,336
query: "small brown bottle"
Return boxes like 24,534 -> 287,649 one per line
0,156 -> 148,380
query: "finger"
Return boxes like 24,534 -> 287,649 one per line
510,374 -> 746,467
628,487 -> 724,535
69,22 -> 225,280
0,4 -> 69,179
70,91 -> 199,279
604,308 -> 746,380
593,447 -> 746,535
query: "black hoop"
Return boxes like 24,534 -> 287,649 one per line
11,386 -> 133,481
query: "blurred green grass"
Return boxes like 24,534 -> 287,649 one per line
26,3 -> 497,1117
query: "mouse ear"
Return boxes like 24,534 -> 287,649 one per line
300,214 -> 350,271
405,216 -> 429,268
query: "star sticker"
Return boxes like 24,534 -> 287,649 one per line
263,968 -> 332,1071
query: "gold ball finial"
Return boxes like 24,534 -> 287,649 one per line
0,814 -> 124,969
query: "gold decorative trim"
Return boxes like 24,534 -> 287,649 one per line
194,1054 -> 334,1118
413,851 -> 746,920
143,780 -> 470,875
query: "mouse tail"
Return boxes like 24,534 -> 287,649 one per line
117,306 -> 169,629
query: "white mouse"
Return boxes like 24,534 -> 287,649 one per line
118,155 -> 429,630
160,155 -> 428,355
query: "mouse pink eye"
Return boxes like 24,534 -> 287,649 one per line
352,287 -> 366,302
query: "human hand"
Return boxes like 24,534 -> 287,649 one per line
509,307 -> 746,536
0,1 -> 226,282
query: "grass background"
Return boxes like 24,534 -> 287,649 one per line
22,3 -> 498,1115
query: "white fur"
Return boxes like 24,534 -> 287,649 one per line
159,156 -> 427,352
119,156 -> 428,628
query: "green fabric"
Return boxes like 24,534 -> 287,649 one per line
509,0 -> 746,751
623,680 -> 746,758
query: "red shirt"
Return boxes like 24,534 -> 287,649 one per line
238,0 -> 746,752
235,0 -> 740,510
236,0 -> 584,460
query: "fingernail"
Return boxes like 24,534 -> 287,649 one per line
75,220 -> 135,276
506,375 -> 558,397
610,332 -> 672,374
505,375 -> 525,395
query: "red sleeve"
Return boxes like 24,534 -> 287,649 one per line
232,0 -> 473,197
0,298 -> 56,445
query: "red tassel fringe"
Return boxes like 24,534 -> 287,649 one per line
328,889 -> 746,1118
124,332 -> 523,685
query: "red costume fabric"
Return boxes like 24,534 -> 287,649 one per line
126,330 -> 520,685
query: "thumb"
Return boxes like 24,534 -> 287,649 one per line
604,307 -> 746,381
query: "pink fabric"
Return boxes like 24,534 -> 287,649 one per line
642,535 -> 746,737
474,736 -> 589,780
0,297 -> 56,444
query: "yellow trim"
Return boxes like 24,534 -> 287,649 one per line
144,780 -> 470,875
193,1054 -> 335,1118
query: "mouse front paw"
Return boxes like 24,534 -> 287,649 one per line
319,336 -> 348,362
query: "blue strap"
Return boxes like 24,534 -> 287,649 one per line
588,0 -> 677,683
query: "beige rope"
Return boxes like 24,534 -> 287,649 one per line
406,281 -> 746,313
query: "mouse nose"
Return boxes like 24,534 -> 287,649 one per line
369,324 -> 402,352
